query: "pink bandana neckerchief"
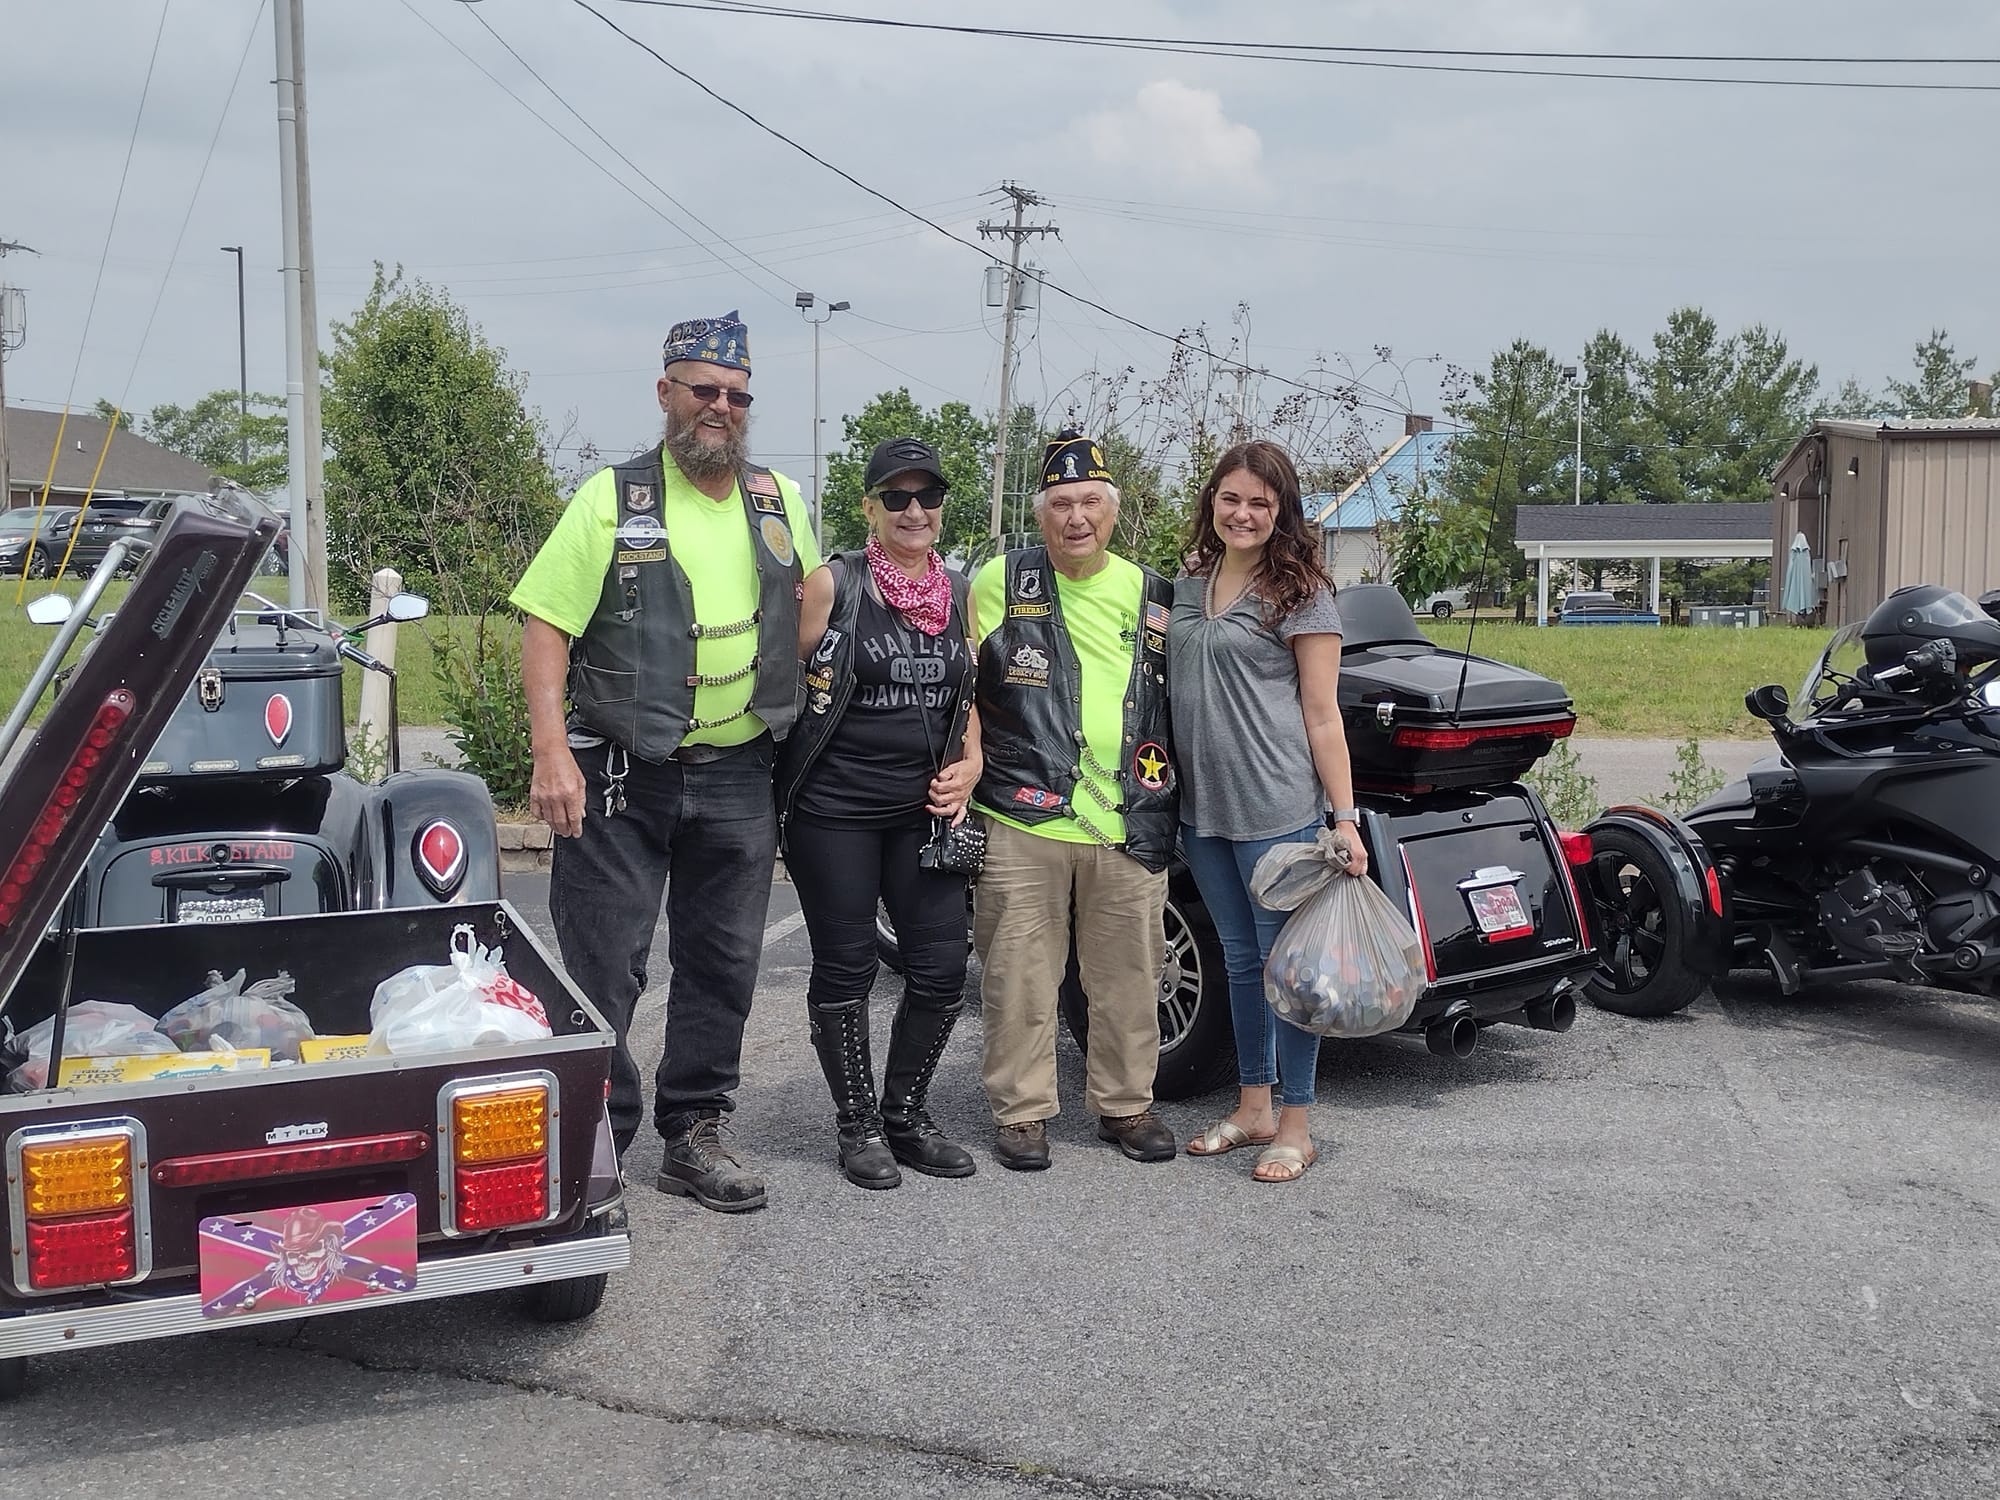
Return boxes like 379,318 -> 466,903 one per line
864,535 -> 951,636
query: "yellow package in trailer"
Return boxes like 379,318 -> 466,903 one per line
57,1049 -> 273,1086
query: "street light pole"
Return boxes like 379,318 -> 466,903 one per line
795,292 -> 849,555
221,245 -> 248,468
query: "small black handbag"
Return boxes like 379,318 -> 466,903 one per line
918,813 -> 986,877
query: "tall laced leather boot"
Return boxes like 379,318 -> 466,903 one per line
809,999 -> 901,1190
880,1001 -> 976,1178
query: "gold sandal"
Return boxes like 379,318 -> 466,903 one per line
1186,1120 -> 1277,1157
1253,1144 -> 1317,1183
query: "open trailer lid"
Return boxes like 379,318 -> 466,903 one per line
0,491 -> 281,1016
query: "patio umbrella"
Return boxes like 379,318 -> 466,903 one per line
1780,531 -> 1815,615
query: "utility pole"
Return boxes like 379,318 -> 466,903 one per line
291,0 -> 327,612
275,0 -> 327,610
221,246 -> 249,468
1566,362 -> 1586,505
0,240 -> 34,511
795,292 -> 849,555
978,183 -> 1058,539
1228,363 -> 1267,443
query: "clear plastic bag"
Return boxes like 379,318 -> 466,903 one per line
367,924 -> 552,1056
157,969 -> 315,1061
6,1000 -> 179,1090
1251,827 -> 1427,1039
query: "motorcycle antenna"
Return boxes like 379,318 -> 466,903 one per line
1449,356 -> 1529,725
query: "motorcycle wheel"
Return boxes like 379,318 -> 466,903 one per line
1581,824 -> 1706,1017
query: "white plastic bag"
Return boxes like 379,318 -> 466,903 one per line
1251,828 -> 1427,1039
6,1000 -> 179,1090
157,969 -> 315,1061
367,924 -> 552,1055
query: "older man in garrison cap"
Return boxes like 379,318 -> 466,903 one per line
968,427 -> 1179,1171
511,310 -> 820,1214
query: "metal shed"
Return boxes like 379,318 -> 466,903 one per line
1769,419 -> 2000,627
1514,502 -> 1772,626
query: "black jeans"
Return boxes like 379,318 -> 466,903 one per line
548,737 -> 777,1145
785,812 -> 969,1020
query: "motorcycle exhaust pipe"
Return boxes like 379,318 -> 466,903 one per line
1522,992 -> 1577,1033
1425,1014 -> 1479,1059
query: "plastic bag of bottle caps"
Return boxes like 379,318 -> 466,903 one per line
159,969 -> 315,1062
1250,827 -> 1426,1038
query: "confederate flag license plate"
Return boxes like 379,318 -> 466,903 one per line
1465,881 -> 1531,939
198,1193 -> 418,1319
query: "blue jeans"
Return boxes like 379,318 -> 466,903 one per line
1180,823 -> 1323,1108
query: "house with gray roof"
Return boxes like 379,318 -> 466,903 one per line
1514,501 -> 1772,625
2,405 -> 216,511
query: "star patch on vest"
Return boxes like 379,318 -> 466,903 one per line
1132,741 -> 1169,791
759,514 -> 795,566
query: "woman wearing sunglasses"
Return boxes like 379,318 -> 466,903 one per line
776,436 -> 983,1189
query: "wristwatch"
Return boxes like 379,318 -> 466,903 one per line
1327,808 -> 1361,827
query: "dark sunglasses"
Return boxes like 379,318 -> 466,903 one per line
666,375 -> 754,409
872,484 -> 948,512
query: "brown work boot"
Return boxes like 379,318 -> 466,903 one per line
994,1120 -> 1051,1172
657,1116 -> 768,1213
1097,1110 -> 1176,1163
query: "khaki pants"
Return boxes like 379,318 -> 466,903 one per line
974,818 -> 1166,1124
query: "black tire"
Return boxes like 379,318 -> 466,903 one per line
0,1357 -> 24,1400
25,549 -> 50,581
1431,600 -> 1453,619
521,1216 -> 610,1323
1060,888 -> 1235,1100
876,899 -> 907,974
1580,825 -> 1706,1017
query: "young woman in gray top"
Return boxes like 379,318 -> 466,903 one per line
1168,440 -> 1366,1183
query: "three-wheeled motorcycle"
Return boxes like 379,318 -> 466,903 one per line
0,491 -> 628,1398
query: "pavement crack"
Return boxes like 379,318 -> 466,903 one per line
276,1334 -> 1250,1500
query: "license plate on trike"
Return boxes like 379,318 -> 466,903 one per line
176,896 -> 268,924
1465,881 -> 1531,938
198,1192 -> 418,1319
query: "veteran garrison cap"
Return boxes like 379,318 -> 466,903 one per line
1040,426 -> 1113,489
662,310 -> 751,374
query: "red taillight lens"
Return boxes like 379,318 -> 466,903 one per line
1558,830 -> 1594,865
151,1131 -> 431,1188
453,1159 -> 548,1232
1704,865 -> 1724,917
26,1209 -> 136,1289
0,689 -> 138,931
1398,848 -> 1439,983
1391,717 -> 1576,752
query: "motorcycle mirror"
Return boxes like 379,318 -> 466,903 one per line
1980,588 -> 2000,625
1745,683 -> 1790,721
24,594 -> 73,626
1983,681 -> 2000,711
386,592 -> 429,623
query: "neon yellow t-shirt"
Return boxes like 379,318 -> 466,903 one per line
510,460 -> 820,747
971,552 -> 1143,844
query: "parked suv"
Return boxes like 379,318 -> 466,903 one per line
0,506 -> 80,579
66,495 -> 176,574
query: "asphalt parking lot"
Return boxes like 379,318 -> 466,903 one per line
6,869 -> 2000,1499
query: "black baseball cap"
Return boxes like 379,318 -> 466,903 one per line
863,436 -> 947,492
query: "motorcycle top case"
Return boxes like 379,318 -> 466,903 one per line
138,622 -> 345,784
1334,585 -> 1576,792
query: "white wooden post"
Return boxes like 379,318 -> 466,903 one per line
1536,547 -> 1550,627
355,566 -> 401,767
1650,555 -> 1663,618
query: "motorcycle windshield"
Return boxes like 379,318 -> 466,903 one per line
1791,622 -> 1868,723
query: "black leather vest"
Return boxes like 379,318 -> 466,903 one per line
775,553 -> 974,841
566,446 -> 804,762
973,546 -> 1177,872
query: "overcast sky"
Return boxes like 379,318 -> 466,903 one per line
5,0 -> 1998,490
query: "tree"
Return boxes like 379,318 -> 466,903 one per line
1388,479 -> 1492,604
138,390 -> 288,491
322,265 -> 559,613
88,400 -> 135,432
1886,329 -> 1980,418
1816,377 -> 1881,420
1440,341 -> 1572,577
1577,330 -> 1645,506
1631,307 -> 1736,504
822,389 -> 995,555
1713,323 -> 1817,501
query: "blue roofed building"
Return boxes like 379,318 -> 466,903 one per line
1309,416 -> 1454,589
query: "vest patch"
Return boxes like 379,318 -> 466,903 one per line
1145,629 -> 1166,655
760,514 -> 795,566
1013,786 -> 1063,810
1145,601 -> 1169,633
618,549 -> 667,564
625,483 -> 655,512
1003,642 -> 1050,688
616,515 -> 666,548
1133,741 -> 1169,791
1016,569 -> 1045,601
1009,601 -> 1052,619
746,471 -> 781,498
749,490 -> 784,516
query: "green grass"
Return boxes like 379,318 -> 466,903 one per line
0,582 -> 1822,741
1417,619 -> 1828,739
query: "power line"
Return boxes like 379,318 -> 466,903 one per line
565,0 -> 1418,422
610,1 -> 2000,92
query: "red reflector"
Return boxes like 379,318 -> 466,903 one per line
1398,848 -> 1439,983
1704,866 -> 1724,917
0,689 -> 139,932
414,819 -> 467,894
26,1210 -> 136,1289
454,1159 -> 549,1232
1558,831 -> 1594,865
1391,717 -> 1576,751
151,1130 -> 431,1188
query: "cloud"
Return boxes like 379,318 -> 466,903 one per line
1077,79 -> 1265,191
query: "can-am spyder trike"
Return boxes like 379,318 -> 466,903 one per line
1577,584 -> 2000,1017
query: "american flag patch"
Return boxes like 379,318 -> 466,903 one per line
1145,602 -> 1169,633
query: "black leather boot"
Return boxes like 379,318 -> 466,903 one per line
880,1002 -> 976,1178
809,1000 -> 901,1190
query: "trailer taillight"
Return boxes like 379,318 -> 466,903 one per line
0,689 -> 139,931
8,1120 -> 150,1294
437,1074 -> 557,1236
151,1130 -> 431,1188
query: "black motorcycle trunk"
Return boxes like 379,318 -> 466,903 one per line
140,622 -> 344,784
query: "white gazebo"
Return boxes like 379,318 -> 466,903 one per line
1516,502 -> 1774,625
